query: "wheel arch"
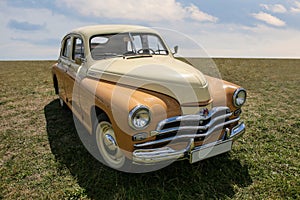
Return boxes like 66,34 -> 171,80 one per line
90,105 -> 110,133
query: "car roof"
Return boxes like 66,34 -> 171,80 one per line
71,25 -> 159,38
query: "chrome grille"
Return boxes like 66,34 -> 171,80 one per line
134,107 -> 240,148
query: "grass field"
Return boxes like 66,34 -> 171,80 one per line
0,58 -> 299,199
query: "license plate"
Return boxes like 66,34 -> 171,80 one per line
190,140 -> 233,163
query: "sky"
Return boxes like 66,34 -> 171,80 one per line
1,0 -> 300,60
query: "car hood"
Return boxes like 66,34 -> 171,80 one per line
87,56 -> 211,110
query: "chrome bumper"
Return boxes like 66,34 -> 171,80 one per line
132,122 -> 245,164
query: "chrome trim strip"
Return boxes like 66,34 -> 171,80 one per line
134,117 -> 240,148
158,112 -> 233,135
181,99 -> 213,107
156,106 -> 230,130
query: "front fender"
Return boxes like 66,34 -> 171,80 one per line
80,77 -> 181,152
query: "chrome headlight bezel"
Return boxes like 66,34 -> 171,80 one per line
233,88 -> 247,107
128,105 -> 151,130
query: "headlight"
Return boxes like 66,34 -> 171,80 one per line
129,105 -> 151,130
233,88 -> 247,107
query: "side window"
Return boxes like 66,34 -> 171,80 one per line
132,35 -> 142,51
73,37 -> 85,60
62,37 -> 72,58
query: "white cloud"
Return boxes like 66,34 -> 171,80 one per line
252,12 -> 286,27
260,4 -> 287,13
185,4 -> 218,22
1,0 -> 300,59
291,1 -> 300,13
56,0 -> 183,22
0,1 -> 87,60
56,0 -> 217,23
181,23 -> 300,58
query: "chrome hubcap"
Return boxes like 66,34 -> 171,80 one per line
96,121 -> 125,168
104,134 -> 117,152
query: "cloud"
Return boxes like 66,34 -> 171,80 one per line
183,23 -> 300,58
11,37 -> 60,46
291,1 -> 300,13
7,20 -> 45,31
6,0 -> 56,10
260,4 -> 287,13
252,12 -> 286,27
1,0 -> 300,59
185,4 -> 218,22
56,0 -> 217,23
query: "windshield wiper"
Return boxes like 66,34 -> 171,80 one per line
122,50 -> 152,59
124,54 -> 153,59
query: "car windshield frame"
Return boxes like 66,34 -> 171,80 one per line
89,32 -> 169,60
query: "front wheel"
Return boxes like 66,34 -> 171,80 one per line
94,114 -> 126,169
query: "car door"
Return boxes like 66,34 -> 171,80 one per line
65,35 -> 85,117
57,36 -> 72,103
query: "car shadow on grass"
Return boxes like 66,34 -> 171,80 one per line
44,99 -> 252,199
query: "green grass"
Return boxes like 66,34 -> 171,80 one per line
0,59 -> 299,199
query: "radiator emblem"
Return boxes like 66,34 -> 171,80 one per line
200,108 -> 209,117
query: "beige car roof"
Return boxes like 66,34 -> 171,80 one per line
71,25 -> 159,38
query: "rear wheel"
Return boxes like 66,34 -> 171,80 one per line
94,114 -> 126,169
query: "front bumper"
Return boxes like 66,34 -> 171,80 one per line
132,122 -> 245,164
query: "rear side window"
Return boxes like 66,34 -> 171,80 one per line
62,37 -> 72,58
73,37 -> 84,60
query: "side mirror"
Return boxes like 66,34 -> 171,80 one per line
173,46 -> 178,55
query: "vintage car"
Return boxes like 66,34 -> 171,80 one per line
52,25 -> 246,172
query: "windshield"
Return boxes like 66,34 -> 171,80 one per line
90,32 -> 169,60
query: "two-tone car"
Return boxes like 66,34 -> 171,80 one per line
52,25 -> 247,172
